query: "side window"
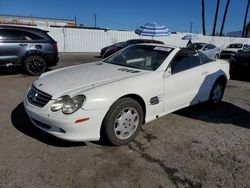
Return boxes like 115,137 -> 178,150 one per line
206,44 -> 215,50
22,31 -> 44,40
0,29 -> 26,40
171,50 -> 201,74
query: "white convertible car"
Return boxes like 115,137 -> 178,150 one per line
24,44 -> 229,145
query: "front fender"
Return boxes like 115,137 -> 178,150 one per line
82,72 -> 164,119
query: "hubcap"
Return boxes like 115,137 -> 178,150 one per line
114,107 -> 139,140
29,58 -> 44,73
212,83 -> 223,103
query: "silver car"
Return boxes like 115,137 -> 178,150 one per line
187,42 -> 220,59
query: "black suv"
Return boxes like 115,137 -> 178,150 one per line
0,25 -> 58,75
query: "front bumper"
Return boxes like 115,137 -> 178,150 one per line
220,52 -> 236,60
24,96 -> 107,142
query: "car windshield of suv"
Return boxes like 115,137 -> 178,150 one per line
115,42 -> 127,48
103,45 -> 173,71
187,43 -> 205,50
226,44 -> 243,48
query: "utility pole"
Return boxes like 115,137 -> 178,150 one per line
74,16 -> 77,27
190,22 -> 193,33
94,13 -> 97,28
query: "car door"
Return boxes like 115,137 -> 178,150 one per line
201,44 -> 210,58
208,44 -> 218,58
202,44 -> 215,58
163,49 -> 209,113
0,29 -> 27,66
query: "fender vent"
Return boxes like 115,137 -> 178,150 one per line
117,68 -> 140,73
150,96 -> 159,105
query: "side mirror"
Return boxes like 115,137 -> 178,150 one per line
164,67 -> 171,78
203,47 -> 208,51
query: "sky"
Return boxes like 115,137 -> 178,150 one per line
0,0 -> 249,34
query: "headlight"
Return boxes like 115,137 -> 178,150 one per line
51,95 -> 86,114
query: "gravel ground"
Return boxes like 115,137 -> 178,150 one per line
0,53 -> 249,188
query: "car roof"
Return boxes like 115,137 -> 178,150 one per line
0,24 -> 47,32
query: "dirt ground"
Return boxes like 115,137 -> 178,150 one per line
0,53 -> 250,188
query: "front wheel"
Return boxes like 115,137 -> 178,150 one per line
102,98 -> 144,145
209,80 -> 225,104
215,54 -> 219,59
24,55 -> 47,76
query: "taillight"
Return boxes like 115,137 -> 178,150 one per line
51,43 -> 58,52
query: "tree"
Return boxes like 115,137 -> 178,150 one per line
220,0 -> 231,36
242,0 -> 250,37
202,0 -> 206,35
212,0 -> 220,36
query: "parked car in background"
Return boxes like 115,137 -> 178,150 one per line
220,43 -> 249,59
0,25 -> 58,75
24,44 -> 229,146
100,41 -> 125,57
101,39 -> 164,58
187,42 -> 220,59
229,46 -> 250,74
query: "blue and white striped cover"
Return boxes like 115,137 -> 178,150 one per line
135,22 -> 171,37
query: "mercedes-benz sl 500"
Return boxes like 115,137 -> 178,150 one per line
24,44 -> 229,145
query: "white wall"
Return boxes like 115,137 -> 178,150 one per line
38,27 -> 250,52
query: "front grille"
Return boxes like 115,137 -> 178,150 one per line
27,86 -> 52,107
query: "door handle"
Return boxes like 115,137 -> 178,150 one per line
201,71 -> 208,75
19,43 -> 28,47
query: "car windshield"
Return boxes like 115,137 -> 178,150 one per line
115,42 -> 127,48
187,43 -> 205,50
103,45 -> 173,71
226,44 -> 243,48
243,47 -> 250,52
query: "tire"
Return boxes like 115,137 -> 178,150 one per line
102,97 -> 144,146
24,55 -> 47,76
209,79 -> 226,105
215,54 -> 219,59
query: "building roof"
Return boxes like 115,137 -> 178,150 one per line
0,14 -> 75,22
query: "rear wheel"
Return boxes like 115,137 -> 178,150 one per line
24,55 -> 46,75
209,79 -> 225,104
102,98 -> 143,145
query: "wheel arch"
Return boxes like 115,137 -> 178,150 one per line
216,75 -> 227,86
119,94 -> 146,123
22,50 -> 47,64
99,93 -> 147,144
102,93 -> 147,125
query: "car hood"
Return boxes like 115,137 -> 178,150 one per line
33,62 -> 147,98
